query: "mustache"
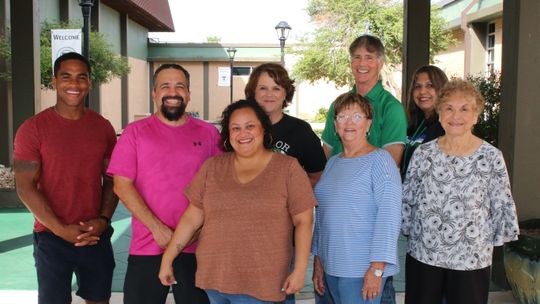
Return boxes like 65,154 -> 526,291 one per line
162,95 -> 184,103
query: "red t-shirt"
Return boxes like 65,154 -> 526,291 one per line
14,108 -> 116,232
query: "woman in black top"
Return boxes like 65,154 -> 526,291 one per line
401,65 -> 448,176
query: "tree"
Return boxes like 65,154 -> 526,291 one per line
0,34 -> 10,81
206,36 -> 222,43
41,21 -> 130,89
1,22 -> 131,88
292,0 -> 455,87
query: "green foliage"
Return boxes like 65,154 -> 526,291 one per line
41,21 -> 130,89
292,0 -> 455,87
313,107 -> 328,122
0,34 -> 11,81
467,71 -> 501,147
206,36 -> 221,43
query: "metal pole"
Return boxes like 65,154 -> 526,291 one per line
229,57 -> 234,104
280,37 -> 286,65
81,3 -> 92,107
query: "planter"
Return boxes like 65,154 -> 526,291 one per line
504,219 -> 540,304
0,188 -> 25,208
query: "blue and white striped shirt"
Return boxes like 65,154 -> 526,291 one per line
312,149 -> 402,278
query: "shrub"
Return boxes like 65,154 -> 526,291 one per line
467,71 -> 501,147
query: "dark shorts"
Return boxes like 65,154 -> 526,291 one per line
123,253 -> 209,304
33,226 -> 115,304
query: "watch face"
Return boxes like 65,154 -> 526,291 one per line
374,268 -> 383,277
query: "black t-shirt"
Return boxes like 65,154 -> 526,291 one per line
271,114 -> 327,173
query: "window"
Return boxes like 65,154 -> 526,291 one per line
486,22 -> 496,73
232,66 -> 253,76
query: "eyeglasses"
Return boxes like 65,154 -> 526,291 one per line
335,113 -> 367,123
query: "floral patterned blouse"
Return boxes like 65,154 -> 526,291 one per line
401,139 -> 519,270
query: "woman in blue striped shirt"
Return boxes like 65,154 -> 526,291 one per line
312,92 -> 402,304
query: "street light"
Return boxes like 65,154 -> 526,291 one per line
78,0 -> 94,108
275,21 -> 291,65
226,47 -> 237,104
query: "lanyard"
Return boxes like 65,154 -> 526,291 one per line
410,119 -> 427,142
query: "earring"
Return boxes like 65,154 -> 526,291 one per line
223,139 -> 229,150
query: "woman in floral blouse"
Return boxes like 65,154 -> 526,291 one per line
401,79 -> 519,304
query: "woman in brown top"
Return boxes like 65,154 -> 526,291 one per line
159,99 -> 316,303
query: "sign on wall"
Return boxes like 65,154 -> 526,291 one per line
218,67 -> 231,86
51,29 -> 82,70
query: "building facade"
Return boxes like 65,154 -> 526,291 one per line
434,0 -> 503,77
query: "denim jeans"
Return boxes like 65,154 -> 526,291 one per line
325,273 -> 387,304
315,287 -> 334,304
205,289 -> 274,304
380,276 -> 396,304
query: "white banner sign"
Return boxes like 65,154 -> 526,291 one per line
218,67 -> 231,87
51,29 -> 82,69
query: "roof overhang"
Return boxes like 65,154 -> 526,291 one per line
101,0 -> 174,32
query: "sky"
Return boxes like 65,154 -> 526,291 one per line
148,0 -> 314,44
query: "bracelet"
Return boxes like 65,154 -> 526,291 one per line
99,215 -> 111,225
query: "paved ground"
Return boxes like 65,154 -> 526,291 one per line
0,205 -> 516,303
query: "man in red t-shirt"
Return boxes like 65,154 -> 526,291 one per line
13,52 -> 118,304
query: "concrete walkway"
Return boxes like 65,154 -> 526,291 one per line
0,290 -> 517,303
0,205 -> 518,304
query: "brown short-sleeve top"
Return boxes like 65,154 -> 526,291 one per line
185,152 -> 317,301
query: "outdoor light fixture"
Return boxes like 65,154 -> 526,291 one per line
78,0 -> 94,108
275,21 -> 291,65
227,47 -> 237,104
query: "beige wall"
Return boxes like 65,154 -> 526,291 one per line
207,61 -> 250,121
434,17 -> 503,78
100,78 -> 121,131
494,18 -> 503,71
435,29 -> 466,78
128,57 -> 150,124
40,89 -> 56,111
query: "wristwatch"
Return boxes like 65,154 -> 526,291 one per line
371,266 -> 384,277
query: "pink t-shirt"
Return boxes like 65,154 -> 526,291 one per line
14,108 -> 116,232
107,115 -> 221,255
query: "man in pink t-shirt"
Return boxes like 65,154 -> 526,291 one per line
107,64 -> 220,304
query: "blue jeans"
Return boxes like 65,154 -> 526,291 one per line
325,273 -> 387,304
205,289 -> 274,304
315,272 -> 334,304
284,250 -> 295,304
380,276 -> 396,304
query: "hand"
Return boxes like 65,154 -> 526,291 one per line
151,223 -> 173,249
362,268 -> 383,301
55,224 -> 92,245
281,270 -> 305,295
158,262 -> 176,286
75,218 -> 108,246
312,256 -> 326,296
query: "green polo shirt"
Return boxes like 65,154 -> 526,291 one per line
321,81 -> 407,156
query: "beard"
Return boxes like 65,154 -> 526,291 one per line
160,96 -> 186,121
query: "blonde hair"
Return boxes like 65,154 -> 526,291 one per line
437,78 -> 485,115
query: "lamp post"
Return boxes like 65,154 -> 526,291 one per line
78,0 -> 94,107
226,47 -> 237,104
275,21 -> 291,66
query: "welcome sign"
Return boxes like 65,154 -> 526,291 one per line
51,29 -> 82,70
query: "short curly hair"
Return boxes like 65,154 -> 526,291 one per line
219,99 -> 273,152
437,79 -> 485,116
244,63 -> 295,108
333,92 -> 374,120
